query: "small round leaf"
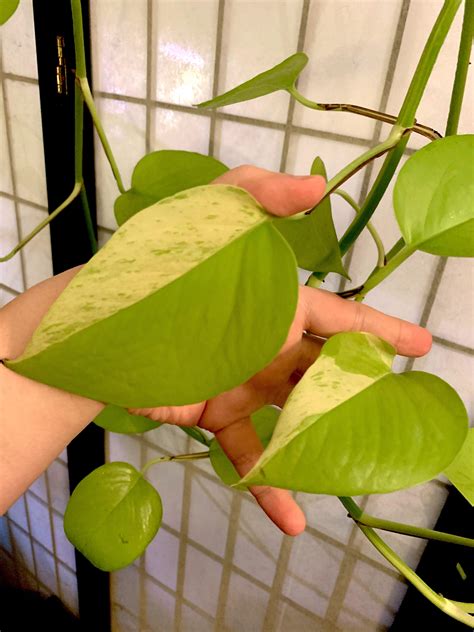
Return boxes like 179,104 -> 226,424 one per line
64,462 -> 162,571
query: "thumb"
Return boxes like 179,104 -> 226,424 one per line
213,165 -> 326,216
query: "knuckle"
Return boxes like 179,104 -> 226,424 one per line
251,486 -> 272,500
232,452 -> 261,474
394,319 -> 406,352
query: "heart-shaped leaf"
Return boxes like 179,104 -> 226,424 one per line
275,157 -> 348,276
210,406 -> 280,487
196,53 -> 308,110
64,462 -> 162,571
94,405 -> 160,434
239,332 -> 468,495
444,428 -> 474,506
394,135 -> 474,257
0,0 -> 19,25
114,150 -> 228,225
8,185 -> 298,407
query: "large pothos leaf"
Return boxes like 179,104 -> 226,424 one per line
197,53 -> 308,109
239,332 -> 468,495
394,135 -> 474,257
0,0 -> 19,25
8,185 -> 298,407
210,406 -> 280,487
444,428 -> 474,506
94,404 -> 160,434
114,150 -> 228,225
274,157 -> 348,276
64,462 -> 162,571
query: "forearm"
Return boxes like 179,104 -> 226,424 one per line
0,267 -> 105,514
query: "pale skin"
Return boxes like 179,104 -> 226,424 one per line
0,165 -> 432,534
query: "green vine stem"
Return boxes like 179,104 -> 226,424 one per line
73,46 -> 97,255
340,496 -> 474,627
305,273 -> 324,289
338,0 -> 461,258
0,182 -> 82,262
385,236 -> 406,262
334,189 -> 385,267
445,0 -> 473,136
71,0 -> 87,79
80,186 -> 98,254
355,510 -> 474,548
141,451 -> 210,475
304,184 -> 388,289
74,83 -> 84,184
77,77 -> 126,194
71,0 -> 126,194
288,87 -> 442,141
451,601 -> 474,614
317,125 -> 408,203
353,243 -> 416,301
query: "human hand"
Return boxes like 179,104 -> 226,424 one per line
130,165 -> 432,536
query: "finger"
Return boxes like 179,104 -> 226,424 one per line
215,417 -> 306,536
272,335 -> 325,407
300,286 -> 432,357
128,402 -> 206,425
213,165 -> 325,217
272,375 -> 298,408
299,333 -> 325,373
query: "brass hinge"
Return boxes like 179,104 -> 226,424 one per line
56,35 -> 68,95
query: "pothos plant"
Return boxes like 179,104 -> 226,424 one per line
1,0 -> 473,625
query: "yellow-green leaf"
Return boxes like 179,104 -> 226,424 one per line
240,333 -> 468,495
8,185 -> 298,408
394,135 -> 474,257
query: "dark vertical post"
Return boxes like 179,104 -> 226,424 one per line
32,2 -> 110,630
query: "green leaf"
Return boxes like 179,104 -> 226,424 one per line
196,53 -> 308,109
114,150 -> 228,225
444,428 -> 474,506
94,404 -> 160,434
64,462 -> 162,571
210,406 -> 280,487
394,135 -> 474,257
274,157 -> 349,276
114,191 -> 156,227
8,185 -> 298,407
239,332 -> 468,495
0,0 -> 19,25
